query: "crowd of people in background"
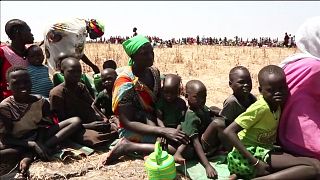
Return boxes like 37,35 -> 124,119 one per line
86,33 -> 295,48
1,33 -> 295,49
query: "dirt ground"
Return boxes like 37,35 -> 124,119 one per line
29,152 -> 188,180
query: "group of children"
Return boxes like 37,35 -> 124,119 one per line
154,65 -> 320,179
0,46 -> 120,178
1,43 -> 320,180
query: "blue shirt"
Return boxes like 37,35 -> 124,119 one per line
27,65 -> 53,98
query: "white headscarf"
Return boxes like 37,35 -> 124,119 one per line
279,16 -> 320,68
44,18 -> 87,75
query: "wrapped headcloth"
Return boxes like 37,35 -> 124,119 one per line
88,19 -> 104,37
122,35 -> 150,66
295,16 -> 320,59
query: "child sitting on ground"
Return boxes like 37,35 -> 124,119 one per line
220,66 -> 256,127
174,80 -> 225,179
26,45 -> 53,98
50,57 -> 118,148
0,66 -> 81,178
52,54 -> 97,98
224,65 -> 320,180
103,59 -> 117,70
156,74 -> 186,129
94,59 -> 117,93
93,68 -> 117,119
220,66 -> 257,151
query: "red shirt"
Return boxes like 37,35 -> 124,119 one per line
0,45 -> 29,100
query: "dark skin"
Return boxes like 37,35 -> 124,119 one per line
224,72 -> 320,179
100,68 -> 117,95
8,24 -> 34,59
229,68 -> 253,108
156,74 -> 183,129
59,57 -> 109,130
2,69 -> 81,173
93,68 -> 117,117
224,68 -> 255,151
116,43 -> 188,142
81,54 -> 100,74
174,81 -> 219,179
100,43 -> 189,166
27,45 -> 44,66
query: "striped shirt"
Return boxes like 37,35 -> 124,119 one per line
27,65 -> 53,98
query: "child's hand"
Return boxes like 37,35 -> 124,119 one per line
205,164 -> 218,179
254,160 -> 270,176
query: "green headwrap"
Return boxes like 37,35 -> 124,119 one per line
122,35 -> 150,66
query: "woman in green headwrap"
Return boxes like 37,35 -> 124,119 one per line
100,35 -> 189,165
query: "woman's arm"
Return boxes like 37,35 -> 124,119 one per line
119,104 -> 189,144
156,109 -> 165,127
81,54 -> 100,74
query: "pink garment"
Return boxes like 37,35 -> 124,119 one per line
1,46 -> 29,67
0,45 -> 29,100
279,58 -> 320,159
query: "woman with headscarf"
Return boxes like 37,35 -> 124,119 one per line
100,35 -> 189,165
278,16 -> 320,160
0,19 -> 34,101
43,18 -> 104,75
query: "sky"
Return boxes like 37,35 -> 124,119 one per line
1,1 -> 320,42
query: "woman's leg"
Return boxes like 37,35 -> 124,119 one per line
254,152 -> 320,180
0,148 -> 22,162
44,117 -> 82,148
101,138 -> 155,165
100,125 -> 181,166
0,147 -> 23,175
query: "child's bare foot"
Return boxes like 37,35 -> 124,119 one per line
100,138 -> 129,166
229,174 -> 237,180
19,157 -> 32,175
174,153 -> 186,164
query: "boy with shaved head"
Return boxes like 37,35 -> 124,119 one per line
93,68 -> 117,118
220,66 -> 256,127
156,74 -> 186,129
174,80 -> 225,179
49,57 -> 118,148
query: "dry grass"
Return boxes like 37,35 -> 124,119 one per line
83,44 -> 297,108
28,44 -> 297,179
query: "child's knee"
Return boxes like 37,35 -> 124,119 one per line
70,117 -> 82,127
211,117 -> 226,129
